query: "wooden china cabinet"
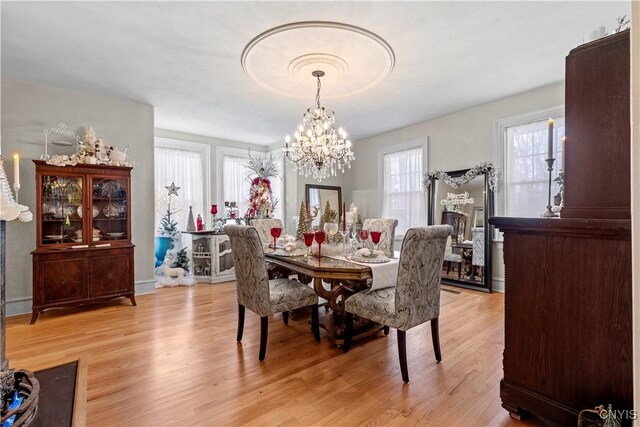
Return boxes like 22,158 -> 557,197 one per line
31,160 -> 135,324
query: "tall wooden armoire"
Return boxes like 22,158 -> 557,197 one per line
490,30 -> 632,425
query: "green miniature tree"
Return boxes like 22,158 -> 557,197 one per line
172,247 -> 190,273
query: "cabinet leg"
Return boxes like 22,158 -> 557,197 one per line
129,295 -> 137,306
29,310 -> 39,325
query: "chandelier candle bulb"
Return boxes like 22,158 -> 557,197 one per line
12,153 -> 19,188
547,118 -> 554,159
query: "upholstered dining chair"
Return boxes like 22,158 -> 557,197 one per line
471,227 -> 485,280
249,218 -> 284,247
224,224 -> 320,361
343,225 -> 451,383
444,235 -> 462,279
362,218 -> 399,258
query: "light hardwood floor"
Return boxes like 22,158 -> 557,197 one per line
6,283 -> 529,426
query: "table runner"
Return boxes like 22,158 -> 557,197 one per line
330,253 -> 400,292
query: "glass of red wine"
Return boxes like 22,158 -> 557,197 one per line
303,231 -> 315,257
314,231 -> 326,257
359,229 -> 369,249
270,227 -> 282,250
370,230 -> 386,253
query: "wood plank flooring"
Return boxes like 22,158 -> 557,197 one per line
6,283 -> 531,426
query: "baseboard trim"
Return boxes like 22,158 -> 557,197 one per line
6,279 -> 157,317
492,277 -> 505,293
6,297 -> 32,317
135,279 -> 157,295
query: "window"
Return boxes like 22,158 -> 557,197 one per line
154,138 -> 210,231
498,109 -> 565,217
222,154 -> 251,217
218,147 -> 284,220
380,143 -> 426,235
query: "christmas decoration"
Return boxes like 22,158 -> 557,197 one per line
318,201 -> 338,230
186,206 -> 196,232
172,247 -> 190,273
155,183 -> 195,287
244,152 -> 280,217
295,200 -> 311,240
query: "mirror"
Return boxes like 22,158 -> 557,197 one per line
427,166 -> 495,292
305,184 -> 342,228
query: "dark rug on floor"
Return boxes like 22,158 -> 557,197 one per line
32,361 -> 78,427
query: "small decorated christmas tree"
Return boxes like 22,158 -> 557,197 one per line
296,200 -> 311,240
186,206 -> 196,231
318,201 -> 338,230
172,247 -> 190,273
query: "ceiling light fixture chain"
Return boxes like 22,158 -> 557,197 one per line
284,70 -> 354,182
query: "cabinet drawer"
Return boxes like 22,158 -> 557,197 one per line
90,254 -> 131,297
42,258 -> 87,303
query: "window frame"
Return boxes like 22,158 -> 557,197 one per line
494,105 -> 564,239
377,137 -> 429,239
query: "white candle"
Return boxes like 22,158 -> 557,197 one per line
13,153 -> 19,187
547,119 -> 554,159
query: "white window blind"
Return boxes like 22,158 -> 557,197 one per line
155,146 -> 205,231
381,147 -> 425,235
505,117 -> 565,217
268,150 -> 284,220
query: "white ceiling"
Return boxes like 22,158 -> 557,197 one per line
1,1 -> 630,146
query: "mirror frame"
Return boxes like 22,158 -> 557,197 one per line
305,184 -> 342,222
427,168 -> 495,293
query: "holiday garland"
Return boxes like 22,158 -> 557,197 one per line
422,162 -> 497,191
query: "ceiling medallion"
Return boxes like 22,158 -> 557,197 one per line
241,21 -> 395,98
284,70 -> 354,182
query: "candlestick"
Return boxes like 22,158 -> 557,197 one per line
547,118 -> 554,159
541,157 -> 559,218
342,202 -> 346,233
12,154 -> 20,203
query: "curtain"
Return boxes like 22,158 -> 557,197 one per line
155,146 -> 205,231
506,117 -> 565,217
381,147 -> 424,235
223,155 -> 250,216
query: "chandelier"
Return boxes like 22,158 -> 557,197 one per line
284,70 -> 354,181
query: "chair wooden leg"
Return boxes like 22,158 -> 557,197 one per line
398,329 -> 409,383
259,316 -> 268,361
282,311 -> 289,326
383,326 -> 390,336
237,304 -> 245,342
343,312 -> 354,353
446,261 -> 451,274
457,262 -> 462,279
311,304 -> 320,342
431,317 -> 442,362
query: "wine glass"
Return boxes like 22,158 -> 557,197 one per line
303,231 -> 315,257
370,230 -> 386,253
359,229 -> 369,249
314,231 -> 326,257
270,227 -> 282,250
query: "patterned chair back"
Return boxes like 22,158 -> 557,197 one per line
394,225 -> 451,330
472,227 -> 485,267
224,225 -> 271,317
249,218 -> 284,246
362,218 -> 399,258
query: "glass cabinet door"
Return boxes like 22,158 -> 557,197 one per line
91,177 -> 129,242
40,175 -> 84,245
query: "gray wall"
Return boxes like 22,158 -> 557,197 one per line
1,78 -> 155,315
342,82 -> 565,291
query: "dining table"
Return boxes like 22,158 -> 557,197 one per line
265,250 -> 399,346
